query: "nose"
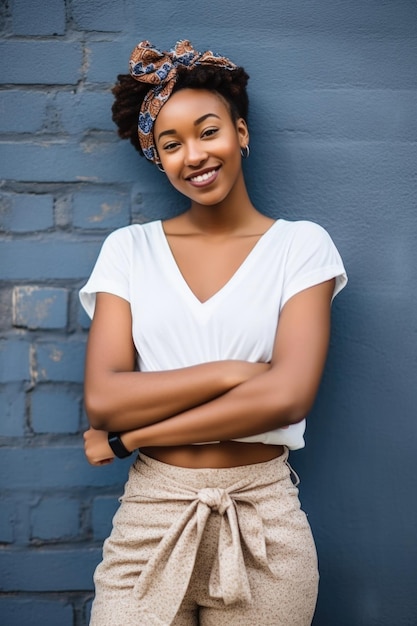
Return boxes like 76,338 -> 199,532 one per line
184,140 -> 207,167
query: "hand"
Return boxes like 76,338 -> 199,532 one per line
83,427 -> 115,466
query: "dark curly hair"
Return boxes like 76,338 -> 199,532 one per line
111,64 -> 250,156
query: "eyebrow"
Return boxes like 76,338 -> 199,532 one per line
157,113 -> 221,142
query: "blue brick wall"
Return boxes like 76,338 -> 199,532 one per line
1,1 -> 416,625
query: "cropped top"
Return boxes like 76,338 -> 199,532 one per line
79,218 -> 347,449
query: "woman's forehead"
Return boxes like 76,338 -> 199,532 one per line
155,89 -> 230,129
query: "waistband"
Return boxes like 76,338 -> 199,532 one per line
136,447 -> 290,487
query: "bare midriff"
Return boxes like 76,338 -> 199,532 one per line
141,440 -> 285,469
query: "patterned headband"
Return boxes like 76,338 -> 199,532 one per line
129,40 -> 237,164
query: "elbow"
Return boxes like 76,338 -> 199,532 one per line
272,391 -> 314,426
285,404 -> 310,425
264,366 -> 319,427
84,391 -> 112,431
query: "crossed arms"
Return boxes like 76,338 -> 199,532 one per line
83,279 -> 334,464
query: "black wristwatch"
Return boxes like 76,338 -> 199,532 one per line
108,432 -> 133,459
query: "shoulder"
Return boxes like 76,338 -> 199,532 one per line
278,218 -> 331,240
277,219 -> 347,304
104,220 -> 161,242
100,220 -> 162,252
276,219 -> 340,254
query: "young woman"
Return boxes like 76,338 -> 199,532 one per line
80,40 -> 347,626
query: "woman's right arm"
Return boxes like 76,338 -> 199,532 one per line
84,292 -> 268,431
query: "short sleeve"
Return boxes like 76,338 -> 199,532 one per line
280,221 -> 347,309
79,227 -> 132,319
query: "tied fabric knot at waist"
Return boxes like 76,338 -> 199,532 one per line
127,457 -> 277,625
197,487 -> 232,515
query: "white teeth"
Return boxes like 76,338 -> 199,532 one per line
190,170 -> 216,183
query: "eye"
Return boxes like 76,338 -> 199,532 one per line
162,141 -> 180,152
202,127 -> 219,139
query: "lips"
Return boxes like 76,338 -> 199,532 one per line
186,167 -> 220,187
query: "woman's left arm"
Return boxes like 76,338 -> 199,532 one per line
114,278 -> 335,452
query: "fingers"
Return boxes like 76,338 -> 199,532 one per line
86,454 -> 115,466
83,428 -> 115,465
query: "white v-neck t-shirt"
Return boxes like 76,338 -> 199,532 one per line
80,219 -> 347,449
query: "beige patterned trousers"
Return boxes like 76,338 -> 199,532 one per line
90,450 -> 318,625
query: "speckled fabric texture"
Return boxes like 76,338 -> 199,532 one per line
90,450 -> 318,625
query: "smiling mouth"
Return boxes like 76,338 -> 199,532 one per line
187,168 -> 220,185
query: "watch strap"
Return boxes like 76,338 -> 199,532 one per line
108,432 -> 132,459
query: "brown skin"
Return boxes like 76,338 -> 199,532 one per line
83,89 -> 335,468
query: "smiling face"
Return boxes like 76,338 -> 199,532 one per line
154,88 -> 249,208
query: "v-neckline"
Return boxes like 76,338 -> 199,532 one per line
156,219 -> 282,308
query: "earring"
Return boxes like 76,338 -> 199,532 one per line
240,145 -> 250,159
155,162 -> 165,173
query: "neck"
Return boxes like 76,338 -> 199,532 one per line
187,178 -> 259,234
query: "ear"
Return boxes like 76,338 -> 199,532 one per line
236,118 -> 249,149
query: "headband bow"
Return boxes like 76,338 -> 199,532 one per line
129,40 -> 237,163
